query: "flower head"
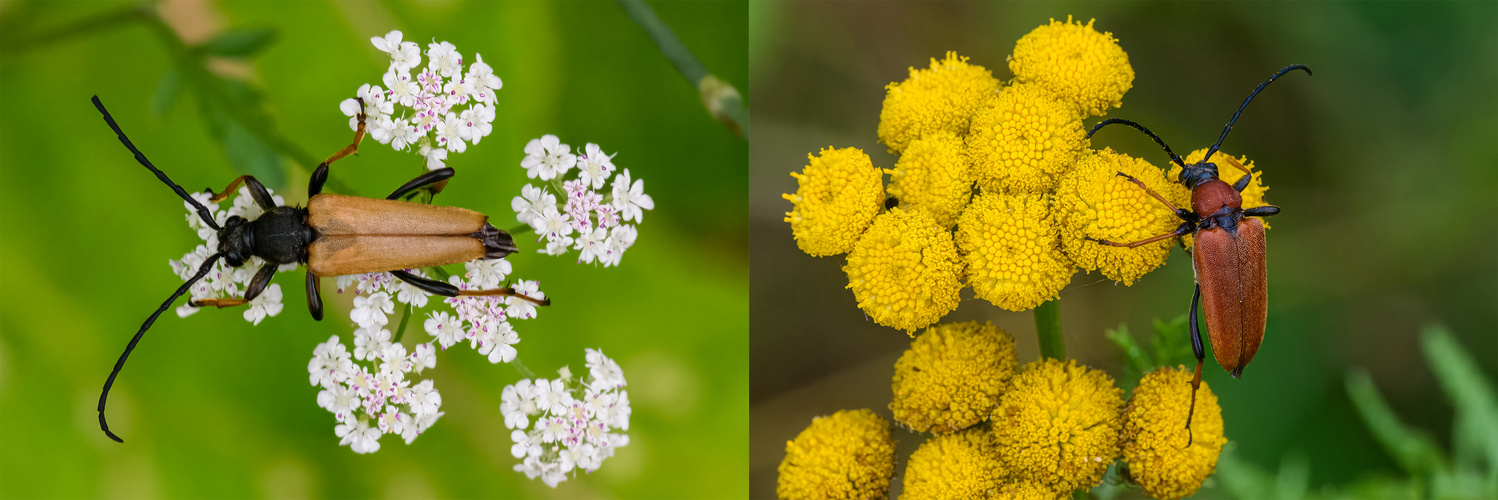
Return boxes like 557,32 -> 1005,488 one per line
966,82 -> 1088,194
844,208 -> 962,334
776,409 -> 895,500
1009,17 -> 1134,117
514,137 -> 650,266
956,191 -> 1076,311
348,31 -> 497,166
901,428 -> 1006,500
782,147 -> 885,257
885,130 -> 973,228
504,349 -> 631,488
891,321 -> 1018,433
1055,148 -> 1190,285
1122,367 -> 1226,500
877,52 -> 1000,154
993,359 -> 1124,492
1172,149 -> 1273,251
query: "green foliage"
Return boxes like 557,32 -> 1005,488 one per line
199,27 -> 277,58
1105,315 -> 1196,393
1213,325 -> 1498,499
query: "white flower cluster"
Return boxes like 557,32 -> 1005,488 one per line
505,349 -> 632,488
169,187 -> 293,323
512,135 -> 654,266
344,30 -> 502,171
307,333 -> 443,454
421,260 -> 546,364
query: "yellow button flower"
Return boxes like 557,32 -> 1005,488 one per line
1122,367 -> 1227,500
1171,148 -> 1274,251
777,409 -> 896,500
1009,16 -> 1134,117
966,83 -> 1088,195
993,359 -> 1124,493
1055,148 -> 1190,285
783,147 -> 886,257
886,130 -> 973,228
892,321 -> 1018,433
956,192 -> 1076,311
997,480 -> 1062,500
901,428 -> 1004,499
878,51 -> 1001,155
844,208 -> 963,334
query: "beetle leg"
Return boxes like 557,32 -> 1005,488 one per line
1243,205 -> 1281,218
1086,221 -> 1195,248
1185,283 -> 1205,447
191,264 -> 276,308
308,97 -> 367,197
1115,172 -> 1194,221
101,252 -> 223,442
386,167 -> 456,200
391,270 -> 551,306
208,175 -> 277,209
306,272 -> 324,321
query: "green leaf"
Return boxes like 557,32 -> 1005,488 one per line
1105,323 -> 1152,380
200,27 -> 277,57
1346,369 -> 1449,475
150,67 -> 182,119
221,117 -> 285,189
1419,324 -> 1498,478
1274,453 -> 1310,500
1151,315 -> 1194,368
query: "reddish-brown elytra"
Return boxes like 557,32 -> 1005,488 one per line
91,95 -> 548,444
1084,64 -> 1311,444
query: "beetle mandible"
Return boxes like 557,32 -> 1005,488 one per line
1085,64 -> 1311,443
92,95 -> 549,443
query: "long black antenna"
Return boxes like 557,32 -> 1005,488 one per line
1088,118 -> 1186,168
1204,64 -> 1312,161
91,95 -> 221,231
99,252 -> 222,442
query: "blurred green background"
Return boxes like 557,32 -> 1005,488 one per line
0,0 -> 745,498
749,2 -> 1496,498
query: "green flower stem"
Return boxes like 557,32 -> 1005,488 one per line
1035,299 -> 1066,360
391,303 -> 413,343
616,0 -> 746,138
508,224 -> 534,237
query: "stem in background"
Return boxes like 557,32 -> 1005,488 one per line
392,303 -> 413,343
615,0 -> 746,138
1035,299 -> 1066,360
508,224 -> 535,237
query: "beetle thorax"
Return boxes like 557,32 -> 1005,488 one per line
1191,179 -> 1243,222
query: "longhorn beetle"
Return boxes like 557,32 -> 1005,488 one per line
1085,64 -> 1311,444
92,95 -> 549,443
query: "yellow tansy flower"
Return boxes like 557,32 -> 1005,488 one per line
901,428 -> 1004,499
993,359 -> 1124,493
844,208 -> 963,334
1009,16 -> 1134,117
966,83 -> 1088,195
1122,367 -> 1227,500
1055,148 -> 1190,285
891,321 -> 1018,433
777,409 -> 896,500
956,192 -> 1076,311
998,480 -> 1062,500
878,52 -> 1001,155
886,130 -> 973,228
1172,148 -> 1273,251
783,147 -> 886,257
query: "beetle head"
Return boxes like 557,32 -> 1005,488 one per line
218,216 -> 254,267
1179,161 -> 1220,190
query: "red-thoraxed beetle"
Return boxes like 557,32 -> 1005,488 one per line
1085,64 -> 1311,443
92,95 -> 549,443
